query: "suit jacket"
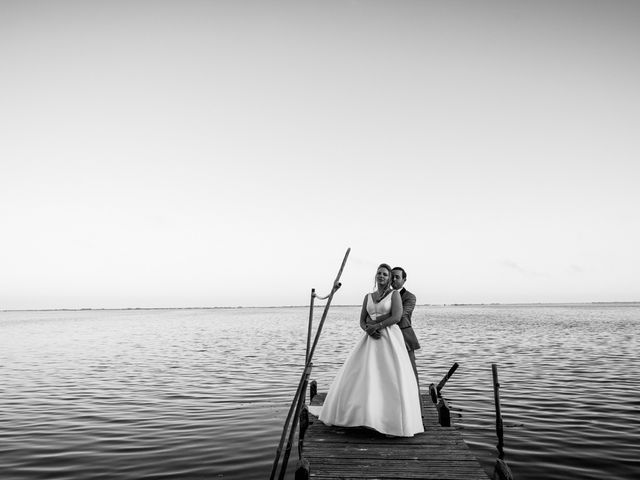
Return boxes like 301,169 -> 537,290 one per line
398,288 -> 420,351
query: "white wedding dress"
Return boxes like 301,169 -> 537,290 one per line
318,292 -> 424,437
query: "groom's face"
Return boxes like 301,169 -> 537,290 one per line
391,270 -> 406,290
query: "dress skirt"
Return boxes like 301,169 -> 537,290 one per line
318,324 -> 424,437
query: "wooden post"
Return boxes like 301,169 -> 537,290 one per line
492,363 -> 504,453
278,364 -> 313,480
305,248 -> 350,366
270,248 -> 350,480
309,380 -> 317,403
436,396 -> 451,427
295,457 -> 310,480
492,458 -> 514,480
269,366 -> 309,480
305,289 -> 315,364
491,364 -> 514,480
436,362 -> 459,393
299,404 -> 309,440
428,383 -> 438,404
430,363 -> 458,426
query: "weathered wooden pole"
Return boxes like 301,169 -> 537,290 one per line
492,363 -> 504,454
295,457 -> 310,480
305,288 -> 315,364
428,363 -> 459,427
278,364 -> 313,480
491,363 -> 514,480
299,405 -> 309,446
309,380 -> 317,403
269,365 -> 307,480
305,248 -> 350,365
436,362 -> 459,393
428,383 -> 438,404
436,396 -> 451,427
295,380 -> 317,480
493,459 -> 514,480
270,248 -> 350,480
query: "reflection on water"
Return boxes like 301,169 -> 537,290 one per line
1,304 -> 639,479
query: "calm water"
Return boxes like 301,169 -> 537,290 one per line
1,304 -> 639,479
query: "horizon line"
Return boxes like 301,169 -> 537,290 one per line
2,300 -> 640,313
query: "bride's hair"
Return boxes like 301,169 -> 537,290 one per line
373,263 -> 393,293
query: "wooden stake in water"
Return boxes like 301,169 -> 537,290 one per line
305,248 -> 350,365
278,363 -> 312,480
269,248 -> 351,480
492,363 -> 504,454
491,363 -> 515,480
436,362 -> 459,393
305,288 -> 315,364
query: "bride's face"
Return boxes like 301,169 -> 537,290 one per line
376,268 -> 390,288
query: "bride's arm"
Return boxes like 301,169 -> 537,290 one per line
360,295 -> 382,338
359,295 -> 369,331
371,291 -> 402,331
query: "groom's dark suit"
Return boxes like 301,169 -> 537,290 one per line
398,288 -> 420,351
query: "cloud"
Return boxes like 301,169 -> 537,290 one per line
502,259 -> 526,273
568,264 -> 584,274
500,259 -> 547,277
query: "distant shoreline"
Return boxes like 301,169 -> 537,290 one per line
2,301 -> 639,313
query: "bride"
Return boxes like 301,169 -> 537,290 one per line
318,263 -> 424,437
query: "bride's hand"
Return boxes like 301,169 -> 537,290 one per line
365,323 -> 381,339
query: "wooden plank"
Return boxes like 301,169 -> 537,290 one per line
310,474 -> 485,480
304,448 -> 481,460
300,392 -> 490,480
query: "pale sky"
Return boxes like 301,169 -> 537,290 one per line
1,1 -> 639,310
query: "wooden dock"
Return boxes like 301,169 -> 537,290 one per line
268,255 -> 509,480
298,391 -> 490,480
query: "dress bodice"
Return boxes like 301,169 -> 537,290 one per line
366,292 -> 393,320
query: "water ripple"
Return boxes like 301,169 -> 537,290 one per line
1,305 -> 639,479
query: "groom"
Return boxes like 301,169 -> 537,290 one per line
390,267 -> 420,387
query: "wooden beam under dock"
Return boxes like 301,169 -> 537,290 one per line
298,392 -> 489,480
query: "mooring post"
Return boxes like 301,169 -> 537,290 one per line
491,363 -> 514,480
305,289 -> 315,364
278,364 -> 313,480
436,396 -> 451,427
270,248 -> 350,480
436,362 -> 459,393
428,383 -> 438,404
493,458 -> 514,480
492,363 -> 504,453
430,363 -> 459,427
299,404 -> 309,441
309,380 -> 317,403
295,379 -> 317,480
294,457 -> 310,480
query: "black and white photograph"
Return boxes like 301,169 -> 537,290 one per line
1,1 -> 639,479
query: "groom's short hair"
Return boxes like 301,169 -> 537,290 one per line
392,267 -> 407,279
